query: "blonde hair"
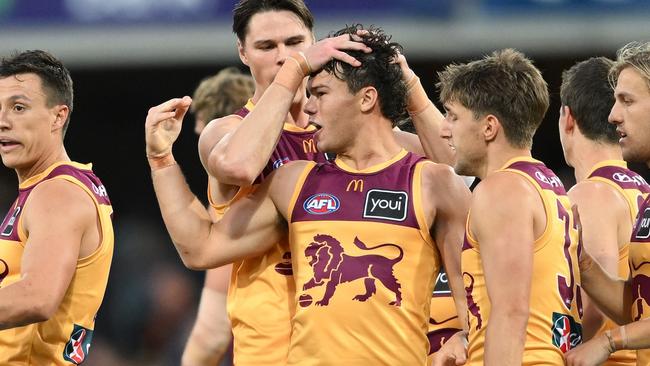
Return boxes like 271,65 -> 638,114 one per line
610,41 -> 650,91
191,67 -> 255,120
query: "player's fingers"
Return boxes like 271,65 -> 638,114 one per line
154,97 -> 188,113
146,111 -> 177,128
174,96 -> 193,120
332,50 -> 362,67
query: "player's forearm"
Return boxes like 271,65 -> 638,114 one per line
0,279 -> 57,329
207,64 -> 304,186
581,292 -> 606,340
484,309 -> 528,365
151,162 -> 215,263
182,288 -> 231,365
581,259 -> 632,324
406,76 -> 454,165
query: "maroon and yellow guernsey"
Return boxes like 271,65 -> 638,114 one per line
0,162 -> 114,365
215,100 -> 329,365
287,149 -> 439,365
427,266 -> 462,364
462,157 -> 582,365
630,192 -> 650,365
585,160 -> 650,366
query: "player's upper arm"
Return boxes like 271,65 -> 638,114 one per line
568,181 -> 627,275
421,163 -> 471,256
471,172 -> 538,313
198,115 -> 241,174
20,178 -> 97,319
393,130 -> 425,156
196,160 -> 310,269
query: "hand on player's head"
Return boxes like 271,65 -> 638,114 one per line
302,31 -> 372,73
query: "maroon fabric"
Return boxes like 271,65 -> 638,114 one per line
506,160 -> 568,196
234,106 -> 330,184
0,164 -> 111,242
291,152 -> 424,229
589,165 -> 650,193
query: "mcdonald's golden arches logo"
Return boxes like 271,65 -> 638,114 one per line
346,179 -> 364,192
302,139 -> 317,153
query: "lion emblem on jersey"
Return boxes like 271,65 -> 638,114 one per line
302,234 -> 403,306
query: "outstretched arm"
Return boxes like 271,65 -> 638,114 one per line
0,179 -> 97,329
206,35 -> 371,186
395,54 -> 454,165
473,174 -> 536,366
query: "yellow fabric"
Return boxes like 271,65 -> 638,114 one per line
0,162 -> 114,365
630,194 -> 650,365
286,161 -> 438,366
462,156 -> 582,365
586,160 -> 640,366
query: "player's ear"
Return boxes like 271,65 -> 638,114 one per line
482,114 -> 499,143
237,39 -> 249,66
51,105 -> 69,133
560,105 -> 576,134
359,86 -> 378,113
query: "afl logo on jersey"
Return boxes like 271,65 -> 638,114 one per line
273,157 -> 290,170
303,193 -> 340,215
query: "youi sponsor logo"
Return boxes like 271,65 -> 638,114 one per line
363,189 -> 408,221
303,193 -> 340,215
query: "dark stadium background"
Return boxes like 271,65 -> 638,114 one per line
0,0 -> 649,364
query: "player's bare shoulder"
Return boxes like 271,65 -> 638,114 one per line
419,161 -> 471,223
198,114 -> 244,166
569,179 -> 630,221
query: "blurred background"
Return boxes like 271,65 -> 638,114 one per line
0,0 -> 649,364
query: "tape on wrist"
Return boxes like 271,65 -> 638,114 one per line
147,153 -> 177,171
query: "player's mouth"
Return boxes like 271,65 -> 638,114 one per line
617,129 -> 627,143
0,138 -> 20,152
308,120 -> 322,130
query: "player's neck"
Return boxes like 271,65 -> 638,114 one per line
336,124 -> 402,171
483,143 -> 531,179
571,142 -> 623,182
16,145 -> 70,184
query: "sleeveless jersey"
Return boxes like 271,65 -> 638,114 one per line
630,192 -> 650,365
218,100 -> 329,365
462,157 -> 582,365
0,161 -> 114,365
426,266 -> 463,365
287,150 -> 438,365
585,160 -> 650,366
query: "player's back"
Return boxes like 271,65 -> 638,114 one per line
462,156 -> 582,365
584,160 -> 650,366
0,161 -> 114,365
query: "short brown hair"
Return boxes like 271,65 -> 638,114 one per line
0,50 -> 74,137
191,67 -> 254,120
560,57 -> 617,144
437,49 -> 549,149
610,41 -> 650,91
232,0 -> 314,43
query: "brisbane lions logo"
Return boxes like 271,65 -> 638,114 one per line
632,262 -> 650,321
302,234 -> 403,307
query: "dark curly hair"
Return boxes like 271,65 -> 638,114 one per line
321,24 -> 408,127
0,50 -> 74,137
